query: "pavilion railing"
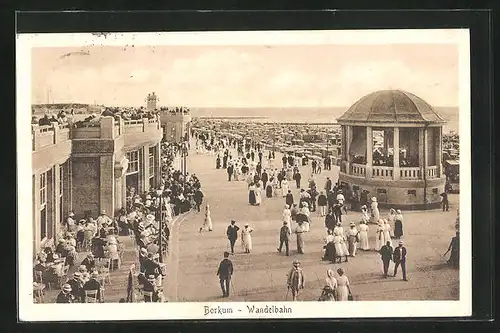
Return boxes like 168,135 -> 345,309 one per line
426,165 -> 438,178
351,163 -> 366,177
371,165 -> 394,179
400,167 -> 421,180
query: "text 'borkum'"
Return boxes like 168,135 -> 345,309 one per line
204,306 -> 233,316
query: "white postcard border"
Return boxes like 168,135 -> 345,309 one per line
17,29 -> 472,321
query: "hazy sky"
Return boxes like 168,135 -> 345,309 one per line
31,44 -> 459,107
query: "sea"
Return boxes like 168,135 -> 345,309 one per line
190,107 -> 460,134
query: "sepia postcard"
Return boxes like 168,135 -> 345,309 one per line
17,29 -> 471,321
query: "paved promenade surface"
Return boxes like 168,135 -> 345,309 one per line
170,143 -> 460,302
39,141 -> 459,303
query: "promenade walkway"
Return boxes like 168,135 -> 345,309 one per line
168,142 -> 459,302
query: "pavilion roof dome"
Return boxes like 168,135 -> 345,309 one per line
337,90 -> 447,125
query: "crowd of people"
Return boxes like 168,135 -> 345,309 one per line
33,137 -> 204,303
192,128 -> 460,302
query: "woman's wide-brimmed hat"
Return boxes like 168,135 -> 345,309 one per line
372,197 -> 377,202
62,284 -> 72,292
146,214 -> 155,222
361,205 -> 367,209
292,260 -> 300,266
350,222 -> 356,226
336,222 -> 341,226
396,209 -> 402,214
147,275 -> 156,282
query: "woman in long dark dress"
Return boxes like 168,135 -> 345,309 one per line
266,178 -> 273,198
248,183 -> 257,205
216,156 -> 221,169
394,209 -> 404,239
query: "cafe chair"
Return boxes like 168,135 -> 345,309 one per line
143,291 -> 154,302
34,270 -> 52,291
84,289 -> 99,303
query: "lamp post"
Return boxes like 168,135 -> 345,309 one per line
156,188 -> 164,263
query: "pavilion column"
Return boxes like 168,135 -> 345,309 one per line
345,125 -> 353,175
366,126 -> 373,178
436,127 -> 443,178
418,128 -> 424,179
423,127 -> 429,180
393,127 -> 400,180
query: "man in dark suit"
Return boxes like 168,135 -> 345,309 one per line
261,170 -> 269,189
194,188 -> 204,212
285,190 -> 294,207
226,220 -> 240,254
379,241 -> 393,278
277,222 -> 291,256
83,271 -> 102,302
393,240 -> 408,281
217,251 -> 234,297
67,272 -> 85,303
324,177 -> 332,193
440,191 -> 449,211
227,164 -> 234,181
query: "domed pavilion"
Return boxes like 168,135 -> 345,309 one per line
336,90 -> 447,209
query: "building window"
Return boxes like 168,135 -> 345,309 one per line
407,189 -> 417,196
432,188 -> 438,194
126,151 -> 139,174
39,172 -> 47,240
149,147 -> 155,178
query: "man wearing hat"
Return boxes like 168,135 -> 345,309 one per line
84,270 -> 103,302
379,241 -> 394,278
336,190 -> 347,215
97,209 -> 113,230
277,221 -> 291,256
226,220 -> 240,254
56,284 -> 75,303
287,261 -> 305,301
143,274 -> 160,302
66,211 -> 76,232
80,253 -> 96,272
68,272 -> 85,303
216,251 -> 234,297
393,240 -> 408,281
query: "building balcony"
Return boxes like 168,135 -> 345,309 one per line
32,123 -> 72,173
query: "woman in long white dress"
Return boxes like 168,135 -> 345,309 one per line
336,268 -> 351,301
324,269 -> 338,301
286,168 -> 293,181
254,183 -> 262,206
375,221 -> 384,251
241,224 -> 254,253
382,219 -> 392,247
333,223 -> 348,262
387,208 -> 396,237
283,205 -> 292,225
281,179 -> 290,197
199,204 -> 213,232
370,197 -> 380,224
360,205 -> 370,224
272,176 -> 280,197
358,221 -> 370,251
